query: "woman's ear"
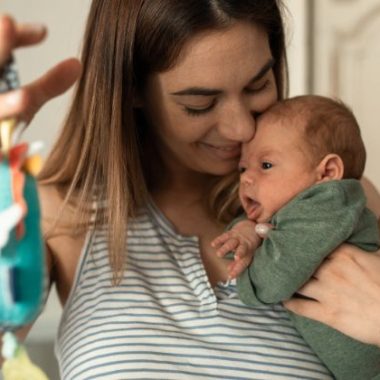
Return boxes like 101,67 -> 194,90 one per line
316,153 -> 345,182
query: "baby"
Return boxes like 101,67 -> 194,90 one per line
212,95 -> 380,380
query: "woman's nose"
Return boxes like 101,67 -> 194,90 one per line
219,105 -> 258,142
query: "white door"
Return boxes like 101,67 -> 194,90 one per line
312,0 -> 380,190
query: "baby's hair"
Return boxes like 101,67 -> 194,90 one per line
267,95 -> 366,179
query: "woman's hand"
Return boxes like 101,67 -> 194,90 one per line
284,245 -> 380,347
0,14 -> 81,124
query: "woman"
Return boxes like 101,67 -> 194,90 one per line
1,1 -> 380,378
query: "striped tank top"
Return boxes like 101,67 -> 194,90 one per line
55,202 -> 333,380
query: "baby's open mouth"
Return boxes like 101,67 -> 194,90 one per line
243,196 -> 261,221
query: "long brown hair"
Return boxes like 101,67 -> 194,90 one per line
39,0 -> 288,283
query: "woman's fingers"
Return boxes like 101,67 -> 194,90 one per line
292,278 -> 322,300
14,22 -> 47,48
0,58 -> 81,122
25,58 -> 82,115
283,298 -> 325,320
0,15 -> 16,65
284,247 -> 380,347
0,15 -> 47,65
0,14 -> 80,124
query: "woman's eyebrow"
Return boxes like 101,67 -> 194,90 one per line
248,58 -> 275,84
171,87 -> 222,97
170,58 -> 275,97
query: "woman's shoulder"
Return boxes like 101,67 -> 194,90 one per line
38,183 -> 64,227
38,183 -> 87,234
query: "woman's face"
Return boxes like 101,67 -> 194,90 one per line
142,21 -> 278,177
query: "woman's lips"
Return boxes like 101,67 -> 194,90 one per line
199,142 -> 241,160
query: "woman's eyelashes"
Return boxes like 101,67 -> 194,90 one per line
183,100 -> 216,116
245,79 -> 270,94
182,79 -> 271,117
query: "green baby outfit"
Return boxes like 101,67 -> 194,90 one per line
234,179 -> 380,380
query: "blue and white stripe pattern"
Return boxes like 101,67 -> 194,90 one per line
55,203 -> 333,380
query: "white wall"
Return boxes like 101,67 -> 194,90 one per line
285,0 -> 309,96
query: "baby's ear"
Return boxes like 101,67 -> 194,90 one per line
316,153 -> 344,182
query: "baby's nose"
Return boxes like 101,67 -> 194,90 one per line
240,171 -> 254,186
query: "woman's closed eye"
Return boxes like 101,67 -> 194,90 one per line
245,79 -> 271,94
183,100 -> 216,116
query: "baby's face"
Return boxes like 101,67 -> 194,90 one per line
238,115 -> 319,223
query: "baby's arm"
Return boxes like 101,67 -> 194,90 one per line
212,219 -> 261,279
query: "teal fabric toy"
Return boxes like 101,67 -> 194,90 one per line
0,56 -> 49,380
0,144 -> 46,327
0,56 -> 46,329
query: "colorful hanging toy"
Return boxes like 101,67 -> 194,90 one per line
0,57 -> 48,379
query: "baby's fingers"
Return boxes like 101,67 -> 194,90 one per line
215,238 -> 239,258
211,231 -> 234,248
228,256 -> 251,279
234,244 -> 251,261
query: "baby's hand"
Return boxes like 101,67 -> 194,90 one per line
211,220 -> 261,279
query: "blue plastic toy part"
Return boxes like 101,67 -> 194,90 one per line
0,159 -> 46,328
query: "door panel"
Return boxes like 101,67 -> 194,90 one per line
312,0 -> 380,189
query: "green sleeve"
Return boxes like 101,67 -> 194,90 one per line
237,179 -> 379,306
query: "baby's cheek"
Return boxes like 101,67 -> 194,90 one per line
263,198 -> 281,220
238,186 -> 247,209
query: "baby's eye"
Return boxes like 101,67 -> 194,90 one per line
261,162 -> 273,170
238,166 -> 246,173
